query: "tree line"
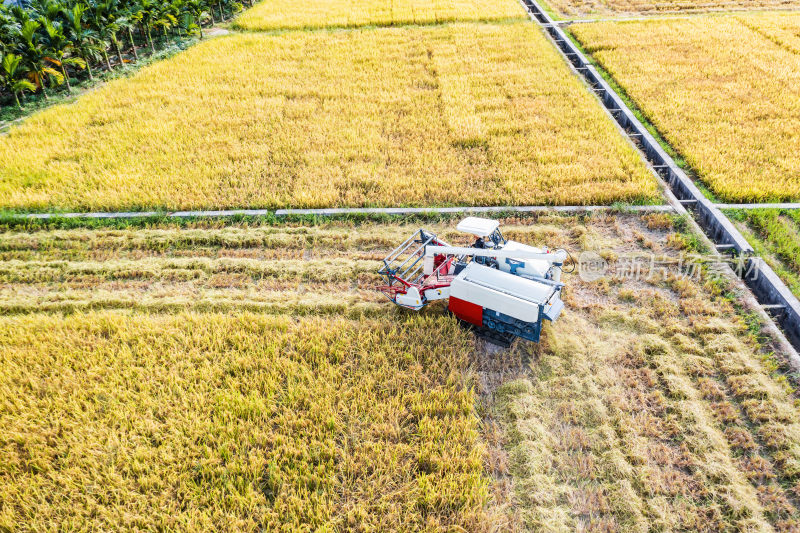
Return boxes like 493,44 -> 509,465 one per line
0,0 -> 248,109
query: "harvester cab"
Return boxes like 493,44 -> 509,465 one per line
376,217 -> 569,346
457,217 -> 505,268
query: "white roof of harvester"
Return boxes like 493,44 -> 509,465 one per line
456,217 -> 500,237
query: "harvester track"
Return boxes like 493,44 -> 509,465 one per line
450,313 -> 517,348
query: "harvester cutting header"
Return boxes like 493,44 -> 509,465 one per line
376,217 -> 569,346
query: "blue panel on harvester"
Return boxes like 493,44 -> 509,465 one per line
544,299 -> 564,322
482,309 -> 543,343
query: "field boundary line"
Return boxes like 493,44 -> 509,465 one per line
718,203 -> 800,210
3,204 -> 675,221
274,205 -> 674,216
10,209 -> 271,219
517,0 -> 800,350
231,15 -> 531,34
552,7 -> 800,24
9,202 -> 800,219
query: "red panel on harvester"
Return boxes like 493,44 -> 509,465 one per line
449,296 -> 483,327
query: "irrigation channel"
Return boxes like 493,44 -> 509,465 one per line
517,0 -> 800,349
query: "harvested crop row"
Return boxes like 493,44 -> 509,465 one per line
495,244 -> 800,530
0,218 -> 582,314
0,224 -> 426,260
0,312 -> 491,531
570,14 -> 800,203
233,0 -> 526,30
0,23 -> 658,212
0,216 -> 652,315
544,0 -> 800,19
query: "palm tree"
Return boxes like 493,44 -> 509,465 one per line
1,52 -> 36,109
0,0 -> 257,109
184,0 -> 206,38
36,0 -> 65,25
14,19 -> 64,99
205,0 -> 215,24
0,10 -> 21,52
131,0 -> 157,53
151,0 -> 176,41
40,19 -> 86,93
115,14 -> 136,62
101,0 -> 128,65
88,1 -> 114,71
168,0 -> 191,37
63,3 -> 101,81
118,1 -> 140,60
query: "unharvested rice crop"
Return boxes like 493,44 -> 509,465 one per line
571,14 -> 800,202
0,23 -> 658,212
738,12 -> 800,54
0,312 -> 491,530
545,0 -> 800,19
233,0 -> 525,30
2,215 -> 798,530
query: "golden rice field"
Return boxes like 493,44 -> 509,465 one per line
0,313 -> 491,531
546,0 -> 800,18
571,14 -> 800,203
233,0 -> 526,30
2,215 -> 800,530
0,23 -> 658,213
738,12 -> 800,54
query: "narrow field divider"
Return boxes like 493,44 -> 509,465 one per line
4,204 -> 675,221
274,205 -> 674,216
717,203 -> 800,210
14,209 -> 273,220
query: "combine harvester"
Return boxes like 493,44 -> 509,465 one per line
377,217 -> 570,346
